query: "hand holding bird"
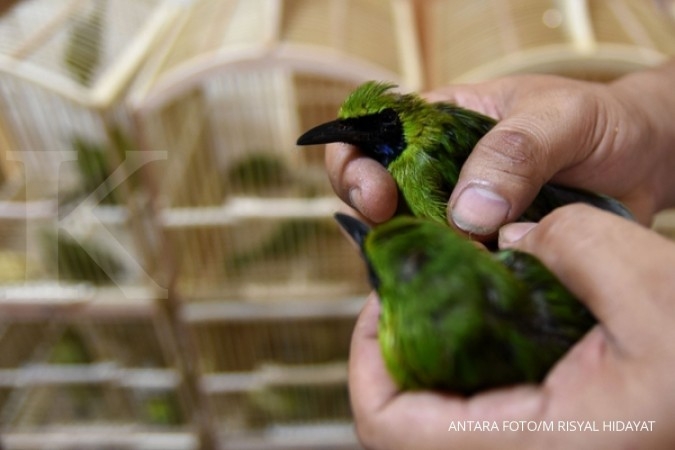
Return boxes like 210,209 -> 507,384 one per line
349,204 -> 675,450
320,63 -> 675,236
299,81 -> 633,239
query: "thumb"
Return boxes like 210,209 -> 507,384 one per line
448,109 -> 587,235
439,74 -> 617,236
499,204 -> 674,342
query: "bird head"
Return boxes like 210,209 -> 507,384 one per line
334,213 -> 448,295
297,82 -> 416,167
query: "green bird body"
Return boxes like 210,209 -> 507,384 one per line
298,82 -> 632,225
335,213 -> 595,394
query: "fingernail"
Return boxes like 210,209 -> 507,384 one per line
349,187 -> 362,211
451,186 -> 510,235
499,222 -> 536,247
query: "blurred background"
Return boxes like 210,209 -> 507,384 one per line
0,0 -> 673,449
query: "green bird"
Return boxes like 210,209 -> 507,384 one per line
72,136 -> 118,205
335,213 -> 595,394
298,81 -> 632,226
226,153 -> 294,195
141,393 -> 183,426
49,327 -> 93,364
64,1 -> 105,86
40,228 -> 125,285
226,218 -> 340,272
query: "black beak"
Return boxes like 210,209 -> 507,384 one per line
297,109 -> 404,168
334,213 -> 370,250
334,212 -> 381,291
297,118 -> 373,147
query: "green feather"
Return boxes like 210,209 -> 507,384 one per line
336,213 -> 595,395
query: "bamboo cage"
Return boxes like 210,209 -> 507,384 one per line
0,0 -> 673,449
0,0 -> 182,193
0,0 -> 184,298
418,0 -> 675,86
0,1 -> 193,447
128,0 -> 421,302
126,3 -> 421,444
0,293 -> 198,448
182,299 -> 361,447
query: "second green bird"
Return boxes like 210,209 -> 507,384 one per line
335,213 -> 595,394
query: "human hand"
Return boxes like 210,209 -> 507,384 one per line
349,204 -> 675,449
326,60 -> 675,235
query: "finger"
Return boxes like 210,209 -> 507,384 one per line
324,142 -> 398,223
448,104 -> 591,236
348,294 -> 399,419
502,204 -> 675,346
422,83 -> 505,120
350,297 -> 547,450
437,75 -> 618,236
359,382 -> 547,449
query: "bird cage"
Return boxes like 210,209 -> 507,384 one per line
128,0 -> 421,302
178,299 -> 361,446
184,300 -> 360,373
419,0 -> 675,86
126,1 -> 419,444
205,370 -> 355,446
0,292 -> 197,447
0,0 -> 183,302
0,0 -> 182,194
0,197 -> 163,305
0,117 -> 23,201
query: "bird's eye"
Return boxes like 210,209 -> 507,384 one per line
378,108 -> 403,142
380,108 -> 398,125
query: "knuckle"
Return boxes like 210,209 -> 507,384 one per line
476,124 -> 551,188
531,204 -> 593,251
482,125 -> 546,168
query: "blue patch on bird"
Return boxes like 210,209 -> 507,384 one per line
374,144 -> 397,166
